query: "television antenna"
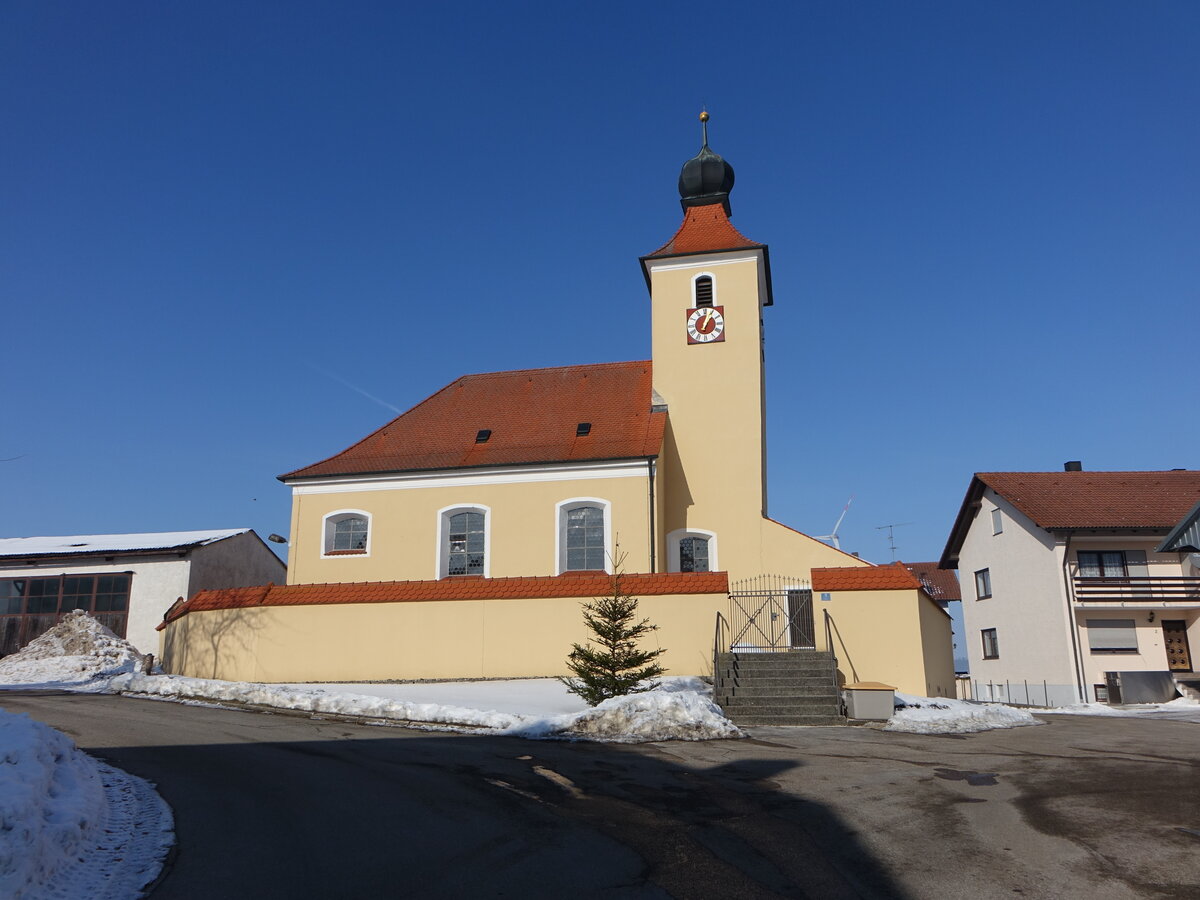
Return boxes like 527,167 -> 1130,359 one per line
815,496 -> 854,550
875,522 -> 913,561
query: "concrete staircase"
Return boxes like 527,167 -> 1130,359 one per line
714,650 -> 845,726
1173,675 -> 1200,702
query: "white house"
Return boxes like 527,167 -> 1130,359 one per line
0,529 -> 286,657
940,465 -> 1200,705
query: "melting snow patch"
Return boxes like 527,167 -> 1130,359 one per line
0,611 -> 144,688
885,692 -> 1044,735
110,673 -> 741,743
0,709 -> 173,899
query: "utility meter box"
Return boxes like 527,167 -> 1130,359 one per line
843,682 -> 897,720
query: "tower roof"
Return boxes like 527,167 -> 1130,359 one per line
678,111 -> 736,214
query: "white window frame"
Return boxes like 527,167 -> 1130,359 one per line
975,567 -> 992,600
321,509 -> 372,558
666,528 -> 718,573
991,508 -> 1003,535
436,504 -> 491,579
555,498 -> 612,575
691,271 -> 717,307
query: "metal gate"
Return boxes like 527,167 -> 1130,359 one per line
727,574 -> 814,651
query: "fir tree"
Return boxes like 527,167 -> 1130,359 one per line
559,573 -> 667,706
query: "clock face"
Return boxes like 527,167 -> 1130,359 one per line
686,305 -> 726,344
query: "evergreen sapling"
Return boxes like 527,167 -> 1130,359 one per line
560,574 -> 667,706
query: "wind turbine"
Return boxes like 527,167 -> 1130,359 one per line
816,496 -> 854,550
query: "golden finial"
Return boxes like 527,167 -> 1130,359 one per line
699,109 -> 710,146
699,110 -> 710,123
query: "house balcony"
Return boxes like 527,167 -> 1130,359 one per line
1071,575 -> 1200,610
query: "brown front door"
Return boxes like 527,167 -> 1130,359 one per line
1162,620 -> 1192,672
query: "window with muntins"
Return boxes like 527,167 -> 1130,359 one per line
679,536 -> 710,572
446,511 -> 485,576
0,575 -> 132,655
565,505 -> 605,571
332,516 -> 368,552
974,568 -> 992,600
1078,551 -> 1126,578
981,628 -> 999,659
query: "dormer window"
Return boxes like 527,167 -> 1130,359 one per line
694,275 -> 714,308
576,422 -> 592,437
475,429 -> 492,443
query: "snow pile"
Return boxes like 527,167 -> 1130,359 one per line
885,692 -> 1044,734
111,672 -> 741,742
529,689 -> 742,742
1045,695 -> 1200,722
0,611 -> 144,686
0,709 -> 172,899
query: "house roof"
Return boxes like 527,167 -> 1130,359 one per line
941,470 -> 1200,568
281,361 -> 666,481
0,529 -> 252,561
902,562 -> 961,602
811,563 -> 922,592
161,572 -> 730,626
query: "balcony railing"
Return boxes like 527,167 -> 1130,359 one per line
1071,575 -> 1200,605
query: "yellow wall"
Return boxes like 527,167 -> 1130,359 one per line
163,591 -> 728,683
818,589 -> 955,697
287,471 -> 653,585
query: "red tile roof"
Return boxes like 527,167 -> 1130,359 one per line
643,204 -> 764,258
161,572 -> 730,626
812,563 -> 922,592
902,562 -> 962,602
941,470 -> 1200,568
977,471 -> 1200,530
282,361 -> 666,480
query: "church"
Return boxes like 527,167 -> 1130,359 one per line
159,116 -> 954,699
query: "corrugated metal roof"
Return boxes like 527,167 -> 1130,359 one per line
0,529 -> 250,559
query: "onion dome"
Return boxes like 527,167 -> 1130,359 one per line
677,111 -> 735,215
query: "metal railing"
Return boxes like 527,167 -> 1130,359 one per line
1071,575 -> 1200,604
712,610 -> 729,695
726,574 -> 814,651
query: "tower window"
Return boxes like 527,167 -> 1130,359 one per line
694,275 -> 713,308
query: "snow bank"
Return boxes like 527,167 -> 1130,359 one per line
0,709 -> 172,899
112,672 -> 741,743
885,692 -> 1044,734
0,611 -> 144,687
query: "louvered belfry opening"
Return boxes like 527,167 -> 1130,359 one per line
694,275 -> 713,307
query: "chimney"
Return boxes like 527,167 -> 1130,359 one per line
1064,460 -> 1083,472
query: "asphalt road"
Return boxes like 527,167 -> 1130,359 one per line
3,692 -> 1198,899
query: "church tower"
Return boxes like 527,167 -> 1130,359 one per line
641,114 -> 775,574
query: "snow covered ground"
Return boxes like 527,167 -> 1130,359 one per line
886,692 -> 1046,734
0,709 -> 173,900
111,672 -> 741,743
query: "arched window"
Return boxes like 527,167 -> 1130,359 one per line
667,528 -> 718,573
679,536 -> 710,572
323,511 -> 371,556
446,510 -> 485,575
557,499 -> 611,573
693,274 -> 714,308
438,505 -> 490,578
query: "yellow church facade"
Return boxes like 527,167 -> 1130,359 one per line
160,121 -> 954,698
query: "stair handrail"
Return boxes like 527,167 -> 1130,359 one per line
823,608 -> 840,691
713,610 -> 730,695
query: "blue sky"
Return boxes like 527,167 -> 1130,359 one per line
3,2 -> 1197,661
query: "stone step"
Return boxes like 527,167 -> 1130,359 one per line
719,665 -> 834,678
717,701 -> 843,716
728,714 -> 847,727
715,691 -> 840,705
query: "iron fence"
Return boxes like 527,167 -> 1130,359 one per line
726,574 -> 815,652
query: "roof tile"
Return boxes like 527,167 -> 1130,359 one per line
644,204 -> 763,257
979,471 -> 1200,530
812,564 -> 921,592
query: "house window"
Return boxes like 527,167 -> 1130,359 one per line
991,508 -> 1003,535
441,507 -> 487,576
557,499 -> 610,573
974,568 -> 992,600
693,274 -> 714,307
323,511 -> 370,556
1086,618 -> 1138,653
981,628 -> 999,659
679,537 -> 710,572
1078,551 -> 1126,578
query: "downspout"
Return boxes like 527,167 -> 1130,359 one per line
1060,533 -> 1087,702
647,457 -> 657,573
